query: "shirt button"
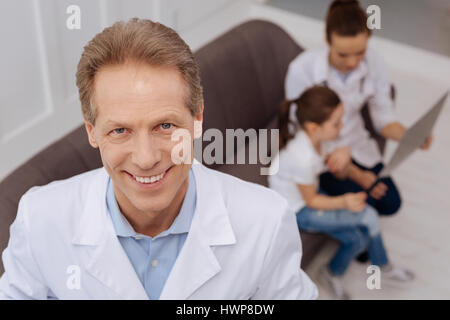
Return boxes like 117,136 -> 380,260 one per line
151,259 -> 158,267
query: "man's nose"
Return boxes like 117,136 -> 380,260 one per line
131,134 -> 162,170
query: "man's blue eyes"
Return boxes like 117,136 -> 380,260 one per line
113,128 -> 126,134
111,123 -> 172,135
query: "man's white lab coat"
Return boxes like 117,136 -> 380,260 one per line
0,160 -> 317,300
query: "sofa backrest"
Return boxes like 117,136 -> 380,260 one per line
195,20 -> 302,139
193,20 -> 302,185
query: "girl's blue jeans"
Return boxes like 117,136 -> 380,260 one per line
297,203 -> 389,276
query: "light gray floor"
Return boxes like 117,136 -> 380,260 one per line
268,0 -> 450,58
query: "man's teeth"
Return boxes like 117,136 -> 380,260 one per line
133,172 -> 165,184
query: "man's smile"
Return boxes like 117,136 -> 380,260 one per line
124,165 -> 174,188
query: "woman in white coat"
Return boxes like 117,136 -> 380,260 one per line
0,18 -> 317,300
285,0 -> 432,221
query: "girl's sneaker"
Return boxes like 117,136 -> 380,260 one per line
318,265 -> 351,300
381,264 -> 415,288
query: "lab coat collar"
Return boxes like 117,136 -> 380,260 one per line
313,47 -> 329,84
72,160 -> 236,299
159,159 -> 237,299
72,168 -> 110,246
72,168 -> 149,299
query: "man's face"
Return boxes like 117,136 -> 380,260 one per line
85,61 -> 202,217
328,32 -> 368,73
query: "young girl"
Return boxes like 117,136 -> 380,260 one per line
269,86 -> 414,299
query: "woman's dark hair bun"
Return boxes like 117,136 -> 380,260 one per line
326,0 -> 370,42
330,0 -> 359,10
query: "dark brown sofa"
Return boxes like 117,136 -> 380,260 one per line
0,20 -> 388,275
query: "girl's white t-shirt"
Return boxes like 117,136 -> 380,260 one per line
268,130 -> 327,214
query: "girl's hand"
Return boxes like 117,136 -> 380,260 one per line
343,192 -> 367,213
358,170 -> 388,200
326,146 -> 351,174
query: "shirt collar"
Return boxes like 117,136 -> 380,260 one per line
106,168 -> 197,239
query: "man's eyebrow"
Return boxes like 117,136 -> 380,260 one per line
104,120 -> 129,127
103,112 -> 186,127
153,111 -> 186,123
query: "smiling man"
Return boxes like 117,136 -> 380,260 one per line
0,18 -> 317,300
88,61 -> 196,240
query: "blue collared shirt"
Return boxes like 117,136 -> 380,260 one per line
105,169 -> 196,300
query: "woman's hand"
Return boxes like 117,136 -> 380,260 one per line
357,170 -> 388,200
326,146 -> 352,174
421,135 -> 433,150
382,122 -> 434,150
343,192 -> 367,213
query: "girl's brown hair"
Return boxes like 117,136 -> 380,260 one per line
279,86 -> 341,149
326,0 -> 371,43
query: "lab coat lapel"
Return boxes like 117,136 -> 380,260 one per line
159,226 -> 221,299
313,47 -> 329,85
159,161 -> 236,299
72,168 -> 148,300
85,231 -> 149,299
314,48 -> 345,92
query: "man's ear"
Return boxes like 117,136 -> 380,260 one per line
84,119 -> 99,148
193,104 -> 204,139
